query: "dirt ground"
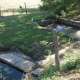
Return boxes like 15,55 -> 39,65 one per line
0,0 -> 42,9
60,68 -> 80,80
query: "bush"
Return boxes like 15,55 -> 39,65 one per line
33,16 -> 44,22
65,59 -> 78,70
45,13 -> 58,20
44,49 -> 52,55
61,10 -> 67,18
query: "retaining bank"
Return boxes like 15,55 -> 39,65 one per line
58,18 -> 80,27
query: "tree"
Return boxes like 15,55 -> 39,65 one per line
40,0 -> 80,14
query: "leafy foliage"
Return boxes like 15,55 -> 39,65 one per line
45,12 -> 58,20
65,59 -> 78,70
39,0 -> 80,17
39,65 -> 58,80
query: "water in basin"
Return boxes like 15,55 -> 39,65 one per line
53,24 -> 80,39
0,62 -> 25,80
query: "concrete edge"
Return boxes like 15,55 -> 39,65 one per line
0,58 -> 26,73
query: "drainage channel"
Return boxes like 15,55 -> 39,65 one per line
0,52 -> 36,80
0,61 -> 25,80
40,23 -> 80,40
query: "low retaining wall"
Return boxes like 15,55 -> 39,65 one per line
37,19 -> 55,26
37,41 -> 80,67
58,18 -> 80,27
37,18 -> 80,28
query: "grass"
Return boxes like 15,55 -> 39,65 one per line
39,43 -> 80,80
0,13 -> 52,45
0,10 -> 75,61
0,11 -> 53,59
0,6 -> 76,61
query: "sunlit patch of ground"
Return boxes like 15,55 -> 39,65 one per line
0,0 -> 42,16
0,0 -> 42,9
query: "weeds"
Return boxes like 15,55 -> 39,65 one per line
65,59 -> 78,70
39,43 -> 80,80
0,8 -> 74,61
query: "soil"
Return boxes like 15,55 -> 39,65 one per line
59,67 -> 80,80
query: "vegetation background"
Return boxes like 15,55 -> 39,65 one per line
0,0 -> 80,80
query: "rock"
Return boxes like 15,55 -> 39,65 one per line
37,19 -> 55,26
31,68 -> 43,76
58,18 -> 80,27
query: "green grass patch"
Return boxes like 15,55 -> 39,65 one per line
0,9 -> 75,60
0,14 -> 52,46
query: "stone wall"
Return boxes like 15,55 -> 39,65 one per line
58,18 -> 80,27
37,19 -> 55,26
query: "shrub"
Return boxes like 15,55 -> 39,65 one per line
44,49 -> 52,55
61,10 -> 67,18
33,16 -> 44,22
65,59 -> 78,70
45,13 -> 58,20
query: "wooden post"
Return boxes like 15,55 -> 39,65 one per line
0,6 -> 1,17
19,6 -> 23,14
24,3 -> 27,14
53,29 -> 60,71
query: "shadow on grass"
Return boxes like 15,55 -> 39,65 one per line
2,8 -> 47,16
0,8 -> 74,60
0,7 -> 54,61
0,11 -> 52,53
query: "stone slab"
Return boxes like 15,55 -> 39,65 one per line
0,53 -> 20,64
15,59 -> 36,72
0,53 -> 36,72
12,52 -> 32,60
31,68 -> 43,76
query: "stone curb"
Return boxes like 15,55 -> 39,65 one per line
37,19 -> 55,26
58,18 -> 80,27
31,68 -> 43,76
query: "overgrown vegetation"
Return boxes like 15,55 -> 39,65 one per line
39,0 -> 80,18
1,0 -> 80,80
39,44 -> 80,80
0,9 -> 75,61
